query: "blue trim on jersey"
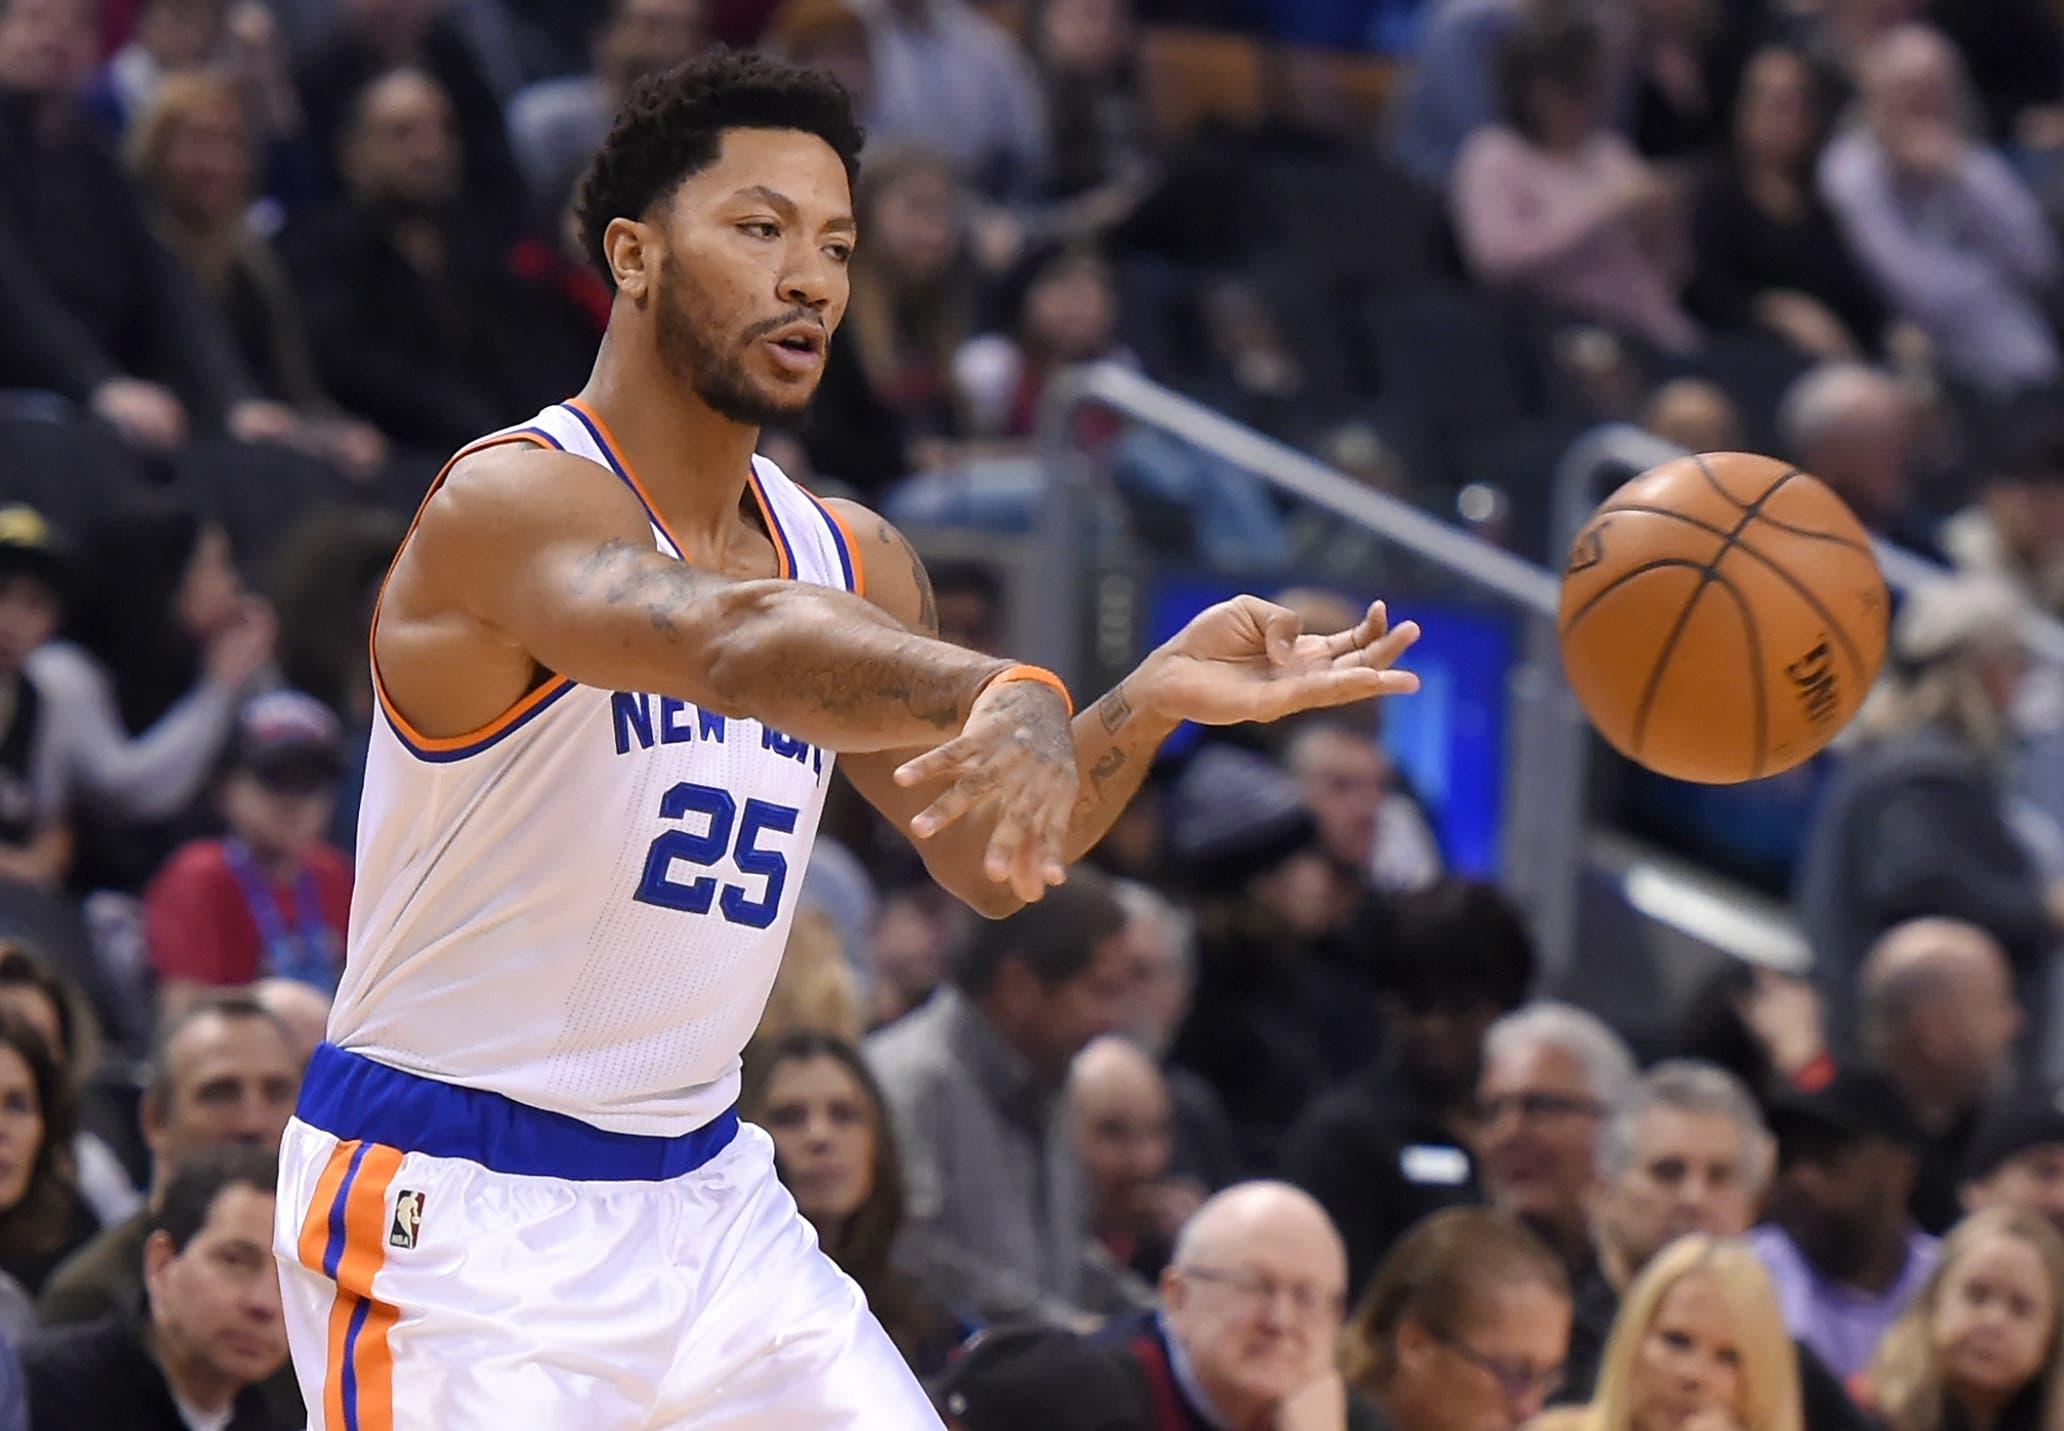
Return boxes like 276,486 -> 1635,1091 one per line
377,675 -> 577,764
799,488 -> 857,593
556,400 -> 667,530
323,1142 -> 369,1279
297,1043 -> 742,1181
746,468 -> 798,579
511,424 -> 564,450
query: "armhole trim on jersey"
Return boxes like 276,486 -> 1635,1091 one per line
744,469 -> 798,581
557,397 -> 703,564
800,488 -> 865,599
369,429 -> 579,766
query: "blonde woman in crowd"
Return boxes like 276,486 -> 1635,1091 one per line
1860,1208 -> 2064,1431
1533,1237 -> 1802,1431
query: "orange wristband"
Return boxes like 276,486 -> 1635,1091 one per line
984,663 -> 1075,716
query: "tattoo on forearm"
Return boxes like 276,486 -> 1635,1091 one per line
1095,683 -> 1133,735
874,518 -> 940,635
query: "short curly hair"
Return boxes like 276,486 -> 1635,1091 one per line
575,49 -> 866,285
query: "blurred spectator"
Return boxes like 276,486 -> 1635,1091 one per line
0,507 -> 70,894
749,906 -> 865,1053
83,0 -> 299,152
506,0 -> 706,226
1860,919 -> 2023,1235
1110,879 -> 1240,1193
929,559 -> 1004,655
1625,0 -> 1723,161
1068,1034 -> 1190,1302
1959,1088 -> 2064,1242
1387,0 -> 1525,187
1797,578 -> 2063,1059
742,1030 -> 959,1375
866,882 -> 961,1028
953,243 -> 1126,440
1534,1237 -> 1803,1431
1021,0 -> 1154,243
855,0 -> 1047,202
1819,26 -> 2062,398
1284,879 -> 1534,1297
932,1322 -> 1151,1431
0,944 -> 140,1227
1859,1206 -> 2064,1431
287,68 -> 601,454
865,871 -> 1133,1324
1775,360 -> 1938,552
1941,418 -> 2064,618
24,1146 -> 287,1431
1473,1002 -> 1636,1271
41,994 -> 297,1329
1639,377 -> 1743,453
1451,10 -> 1699,355
1101,1181 -> 1383,1430
762,0 -> 878,131
128,72 -> 388,483
30,499 -> 274,894
1576,1063 -> 1771,1363
246,978 -> 325,1066
1748,1066 -> 1939,1380
292,0 -> 521,222
1339,1206 -> 1572,1431
1284,719 -> 1444,896
1165,745 -> 1385,1171
0,1012 -> 96,1296
0,0 -> 286,451
803,147 -> 974,493
143,690 -> 349,1015
1687,44 -> 1887,360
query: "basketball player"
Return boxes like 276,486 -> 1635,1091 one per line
273,51 -> 1421,1429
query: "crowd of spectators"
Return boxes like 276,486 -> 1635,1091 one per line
7,0 -> 2064,1427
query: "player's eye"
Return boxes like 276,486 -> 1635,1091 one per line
740,220 -> 779,240
824,243 -> 852,265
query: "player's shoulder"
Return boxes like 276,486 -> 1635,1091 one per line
421,433 -> 645,548
813,495 -> 935,633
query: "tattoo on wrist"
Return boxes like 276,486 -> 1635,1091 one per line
1096,683 -> 1133,735
875,517 -> 939,635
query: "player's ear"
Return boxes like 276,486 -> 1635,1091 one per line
606,217 -> 656,302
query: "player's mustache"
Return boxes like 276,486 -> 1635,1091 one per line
740,310 -> 827,344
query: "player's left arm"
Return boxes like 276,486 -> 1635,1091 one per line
830,501 -> 1425,918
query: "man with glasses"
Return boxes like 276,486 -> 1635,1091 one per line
1472,1004 -> 1635,1272
1101,1181 -> 1383,1430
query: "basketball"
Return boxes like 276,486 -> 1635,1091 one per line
1557,451 -> 1891,785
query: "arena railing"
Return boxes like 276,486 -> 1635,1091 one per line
1035,360 -> 2064,985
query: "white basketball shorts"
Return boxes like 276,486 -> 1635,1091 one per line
274,1043 -> 946,1429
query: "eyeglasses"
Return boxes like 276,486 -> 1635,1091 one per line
1178,1266 -> 1346,1322
1428,1325 -> 1566,1404
1474,1092 -> 1605,1126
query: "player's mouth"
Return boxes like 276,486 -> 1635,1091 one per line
763,323 -> 826,375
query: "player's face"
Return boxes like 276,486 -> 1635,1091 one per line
0,1046 -> 43,1214
148,1185 -> 289,1388
647,127 -> 854,427
758,1054 -> 876,1224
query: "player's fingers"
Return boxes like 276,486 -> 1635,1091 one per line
1353,619 -> 1421,670
1261,605 -> 1301,667
1323,600 -> 1388,659
894,737 -> 974,789
1285,666 -> 1419,715
983,802 -> 1030,889
909,762 -> 998,838
1027,778 -> 1073,891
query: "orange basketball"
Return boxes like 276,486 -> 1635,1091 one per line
1557,451 -> 1890,784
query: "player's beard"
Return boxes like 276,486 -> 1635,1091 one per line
652,252 -> 817,428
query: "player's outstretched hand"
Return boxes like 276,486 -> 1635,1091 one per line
1141,596 -> 1421,727
892,676 -> 1079,904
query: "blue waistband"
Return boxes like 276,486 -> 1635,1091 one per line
295,1043 -> 740,1182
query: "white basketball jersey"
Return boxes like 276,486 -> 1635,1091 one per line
329,400 -> 864,1136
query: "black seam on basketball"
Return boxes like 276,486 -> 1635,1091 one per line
1603,499 -> 1872,557
1595,502 -> 1869,684
1558,559 -> 1716,641
1704,572 -> 1767,778
1690,452 -> 1754,512
1629,471 -> 1803,757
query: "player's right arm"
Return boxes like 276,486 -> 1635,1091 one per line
378,444 -> 1080,901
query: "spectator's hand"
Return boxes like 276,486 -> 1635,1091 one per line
228,399 -> 304,447
91,378 -> 187,452
1732,968 -> 1826,1079
1140,1178 -> 1208,1244
894,675 -> 1079,905
1886,120 -> 1963,180
1135,596 -> 1420,727
205,596 -> 276,688
969,207 -> 1026,275
2019,104 -> 2064,151
312,417 -> 389,482
1753,291 -> 1858,361
1272,1370 -> 1349,1431
1611,166 -> 1678,220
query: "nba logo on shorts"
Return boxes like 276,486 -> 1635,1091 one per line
389,1190 -> 427,1250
